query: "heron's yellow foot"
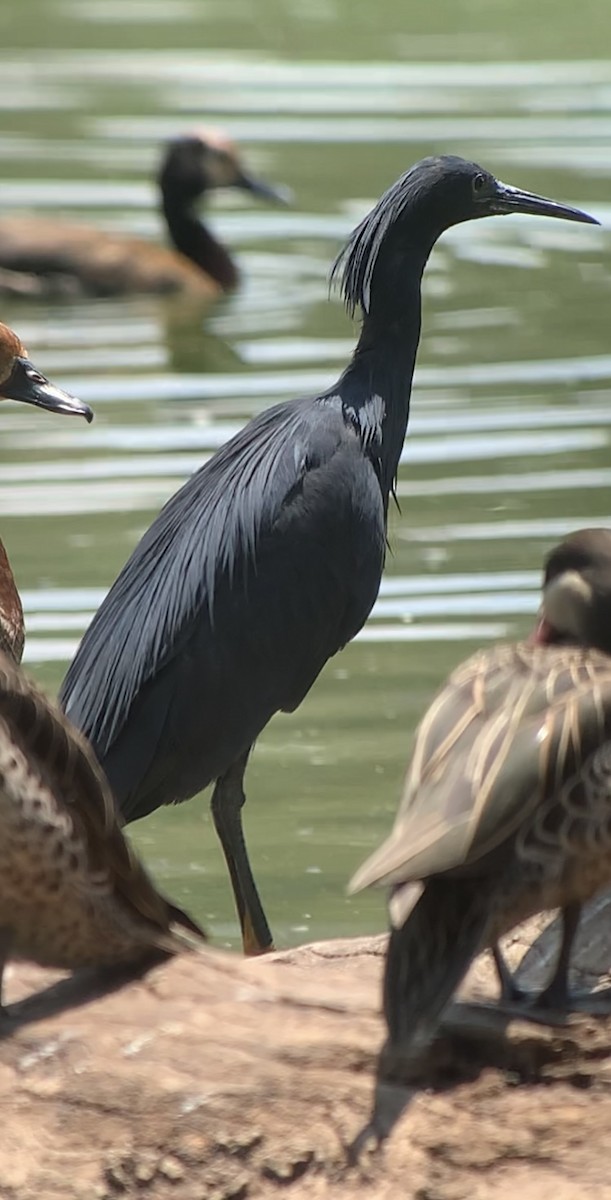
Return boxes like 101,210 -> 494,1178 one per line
242,912 -> 274,956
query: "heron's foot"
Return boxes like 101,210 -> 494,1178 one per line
243,940 -> 276,957
242,911 -> 275,957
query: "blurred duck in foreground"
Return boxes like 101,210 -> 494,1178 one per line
0,328 -> 206,1011
0,129 -> 290,299
350,529 -> 611,1074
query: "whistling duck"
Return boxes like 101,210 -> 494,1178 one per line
0,332 -> 206,1008
0,321 -> 92,423
0,129 -> 289,298
350,528 -> 611,1071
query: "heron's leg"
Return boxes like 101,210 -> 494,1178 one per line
533,902 -> 581,1010
211,749 -> 274,956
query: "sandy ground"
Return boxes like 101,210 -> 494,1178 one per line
1,899 -> 611,1198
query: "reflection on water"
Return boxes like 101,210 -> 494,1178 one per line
1,0 -> 611,946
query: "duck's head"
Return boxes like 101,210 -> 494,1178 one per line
533,528 -> 611,654
0,323 -> 93,421
158,128 -> 291,207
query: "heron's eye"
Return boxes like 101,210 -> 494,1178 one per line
472,173 -> 487,196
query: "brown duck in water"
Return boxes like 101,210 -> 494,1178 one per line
349,528 -> 611,1070
0,332 -> 206,1009
0,129 -> 289,299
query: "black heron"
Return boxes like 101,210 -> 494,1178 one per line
0,129 -> 289,298
349,528 -> 611,1077
59,155 -> 598,955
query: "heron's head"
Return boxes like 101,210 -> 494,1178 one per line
331,155 -> 598,317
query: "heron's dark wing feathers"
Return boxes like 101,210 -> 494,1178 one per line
61,396 -> 384,776
349,643 -> 611,894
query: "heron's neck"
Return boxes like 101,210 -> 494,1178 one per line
161,193 -> 239,291
340,264 -> 424,502
0,541 -> 24,664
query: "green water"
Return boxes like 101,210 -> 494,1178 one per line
1,0 -> 610,948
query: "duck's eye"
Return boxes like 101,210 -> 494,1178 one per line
25,367 -> 45,384
472,173 -> 487,195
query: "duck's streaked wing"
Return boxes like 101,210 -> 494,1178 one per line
0,651 -> 206,949
349,644 -> 611,897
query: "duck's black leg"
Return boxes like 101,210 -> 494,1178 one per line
493,903 -> 582,1013
492,942 -> 528,1003
533,902 -> 582,1010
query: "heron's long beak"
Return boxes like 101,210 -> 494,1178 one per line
490,182 -> 599,225
4,356 -> 93,422
236,171 -> 293,206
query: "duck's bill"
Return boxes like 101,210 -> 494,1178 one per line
527,608 -> 567,646
528,615 -> 555,645
6,356 -> 93,422
237,172 -> 293,206
491,182 -> 599,225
